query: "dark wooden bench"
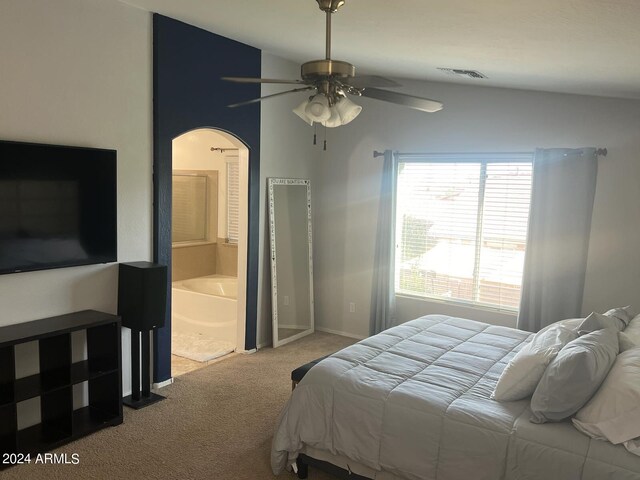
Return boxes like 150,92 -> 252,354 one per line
291,354 -> 331,390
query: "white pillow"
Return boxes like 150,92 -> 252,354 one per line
530,327 -> 619,423
572,347 -> 640,456
624,439 -> 640,456
578,311 -> 627,333
604,305 -> 637,328
625,313 -> 640,331
492,325 -> 578,402
619,314 -> 640,353
538,317 -> 583,334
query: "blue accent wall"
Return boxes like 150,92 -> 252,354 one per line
153,14 -> 261,383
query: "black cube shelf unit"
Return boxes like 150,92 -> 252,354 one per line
0,310 -> 122,464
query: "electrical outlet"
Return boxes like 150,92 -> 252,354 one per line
284,296 -> 290,306
349,302 -> 355,313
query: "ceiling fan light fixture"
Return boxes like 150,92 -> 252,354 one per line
305,94 -> 331,122
322,106 -> 342,128
335,96 -> 362,125
293,99 -> 314,125
223,0 -> 444,125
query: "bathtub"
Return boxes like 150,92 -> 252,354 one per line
171,274 -> 237,362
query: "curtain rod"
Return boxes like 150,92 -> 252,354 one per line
373,148 -> 608,158
210,147 -> 239,152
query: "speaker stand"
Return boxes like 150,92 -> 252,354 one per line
124,329 -> 165,409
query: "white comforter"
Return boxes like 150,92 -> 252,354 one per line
271,315 -> 640,480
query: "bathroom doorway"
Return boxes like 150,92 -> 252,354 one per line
169,128 -> 249,377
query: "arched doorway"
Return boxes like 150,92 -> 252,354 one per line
169,129 -> 250,375
153,125 -> 256,385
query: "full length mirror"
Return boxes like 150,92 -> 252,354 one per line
269,178 -> 314,348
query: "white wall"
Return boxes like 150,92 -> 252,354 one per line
258,53 -> 320,348
314,79 -> 640,338
0,0 -> 152,396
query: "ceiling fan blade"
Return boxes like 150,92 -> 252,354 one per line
222,76 -> 305,85
228,86 -> 315,108
343,75 -> 401,89
360,88 -> 443,113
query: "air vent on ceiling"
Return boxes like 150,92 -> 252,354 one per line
438,68 -> 487,79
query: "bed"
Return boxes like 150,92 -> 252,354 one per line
271,315 -> 640,479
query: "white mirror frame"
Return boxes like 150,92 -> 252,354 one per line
268,178 -> 315,348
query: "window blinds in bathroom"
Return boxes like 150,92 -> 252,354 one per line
226,157 -> 240,244
172,174 -> 208,243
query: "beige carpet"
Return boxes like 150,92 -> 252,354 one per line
3,332 -> 355,480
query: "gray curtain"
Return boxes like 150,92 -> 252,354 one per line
370,150 -> 397,335
517,148 -> 598,332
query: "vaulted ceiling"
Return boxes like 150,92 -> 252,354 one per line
119,0 -> 640,99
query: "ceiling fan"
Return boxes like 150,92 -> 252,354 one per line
222,0 -> 443,129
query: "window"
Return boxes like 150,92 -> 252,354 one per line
226,157 -> 239,244
395,153 -> 533,311
172,174 -> 208,243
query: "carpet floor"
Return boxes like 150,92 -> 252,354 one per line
2,332 -> 355,480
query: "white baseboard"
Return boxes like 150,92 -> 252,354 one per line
278,324 -> 309,330
256,341 -> 271,350
241,348 -> 257,354
153,378 -> 174,389
315,327 -> 367,340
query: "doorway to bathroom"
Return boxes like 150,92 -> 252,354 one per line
170,128 -> 249,377
153,13 -> 262,385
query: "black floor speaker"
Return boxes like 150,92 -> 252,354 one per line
118,261 -> 167,331
118,261 -> 168,409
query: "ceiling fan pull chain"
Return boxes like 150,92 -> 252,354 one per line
323,125 -> 327,151
313,124 -> 317,145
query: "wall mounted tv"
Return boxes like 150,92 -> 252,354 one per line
0,140 -> 117,275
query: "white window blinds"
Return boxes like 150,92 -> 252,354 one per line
172,175 -> 208,243
226,158 -> 239,244
395,153 -> 533,311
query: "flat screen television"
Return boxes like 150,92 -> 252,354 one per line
0,140 -> 117,275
